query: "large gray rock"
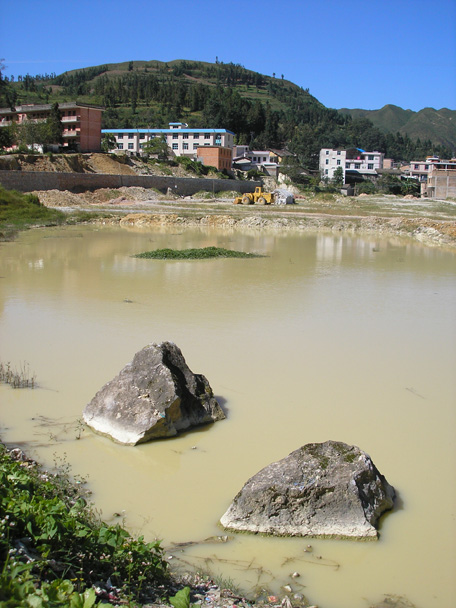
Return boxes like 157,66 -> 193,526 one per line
83,342 -> 225,445
220,441 -> 395,539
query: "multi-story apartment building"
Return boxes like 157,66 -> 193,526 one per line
103,122 -> 235,157
0,102 -> 104,152
319,147 -> 384,181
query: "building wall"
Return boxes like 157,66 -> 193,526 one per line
78,107 -> 103,152
427,169 -> 456,199
319,149 -> 347,179
197,146 -> 232,171
0,170 -> 261,197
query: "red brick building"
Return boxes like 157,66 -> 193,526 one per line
197,145 -> 232,171
0,102 -> 104,152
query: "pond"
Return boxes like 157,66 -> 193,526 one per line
0,224 -> 455,608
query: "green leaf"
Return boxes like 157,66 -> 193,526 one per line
170,586 -> 191,608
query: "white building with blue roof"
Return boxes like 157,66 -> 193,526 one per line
102,122 -> 235,158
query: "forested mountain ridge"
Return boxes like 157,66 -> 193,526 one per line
339,105 -> 456,153
1,59 -> 454,168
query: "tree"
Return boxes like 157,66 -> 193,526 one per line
332,166 -> 344,186
142,136 -> 169,160
0,125 -> 13,150
101,132 -> 117,152
43,102 -> 63,145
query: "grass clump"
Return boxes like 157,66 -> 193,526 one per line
0,186 -> 66,240
0,360 -> 36,389
0,444 -> 169,605
134,246 -> 263,260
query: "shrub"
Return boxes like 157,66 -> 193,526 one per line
0,445 -> 168,604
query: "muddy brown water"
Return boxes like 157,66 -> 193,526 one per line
0,224 -> 455,608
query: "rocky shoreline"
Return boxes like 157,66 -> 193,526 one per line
112,211 -> 456,249
32,186 -> 456,250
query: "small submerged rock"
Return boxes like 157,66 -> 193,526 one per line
83,341 -> 225,445
220,440 -> 395,539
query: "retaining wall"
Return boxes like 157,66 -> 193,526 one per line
0,171 -> 261,196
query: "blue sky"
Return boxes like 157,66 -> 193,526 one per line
1,0 -> 455,112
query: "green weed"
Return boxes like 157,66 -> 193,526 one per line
134,246 -> 264,260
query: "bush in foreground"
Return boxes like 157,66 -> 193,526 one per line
0,444 -> 168,606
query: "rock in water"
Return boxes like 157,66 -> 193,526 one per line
220,441 -> 395,539
83,342 -> 225,445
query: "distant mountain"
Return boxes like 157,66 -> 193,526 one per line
338,105 -> 456,153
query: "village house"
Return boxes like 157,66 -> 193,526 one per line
425,158 -> 456,198
103,122 -> 235,158
0,102 -> 104,152
319,147 -> 384,182
231,145 -> 286,176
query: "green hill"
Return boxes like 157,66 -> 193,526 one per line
1,60 -> 454,166
339,104 -> 456,152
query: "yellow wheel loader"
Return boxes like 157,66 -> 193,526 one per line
234,186 -> 275,205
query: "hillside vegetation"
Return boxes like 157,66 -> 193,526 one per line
339,105 -> 456,152
1,59 -> 454,169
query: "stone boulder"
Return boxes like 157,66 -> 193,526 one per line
83,342 -> 225,445
220,441 -> 395,539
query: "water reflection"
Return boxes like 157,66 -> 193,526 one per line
0,225 -> 455,608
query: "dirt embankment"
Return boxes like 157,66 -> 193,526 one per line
0,152 -> 216,179
0,153 -> 139,175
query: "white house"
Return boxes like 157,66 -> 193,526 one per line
231,145 -> 279,175
102,122 -> 235,157
320,147 -> 384,181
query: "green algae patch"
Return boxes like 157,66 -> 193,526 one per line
134,246 -> 264,260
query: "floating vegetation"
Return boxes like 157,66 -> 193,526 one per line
0,360 -> 36,389
133,246 -> 264,260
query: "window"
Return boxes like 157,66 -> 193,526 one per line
173,134 -> 178,139
193,143 -> 199,150
204,133 -> 210,139
183,133 -> 188,139
118,143 -> 124,150
368,155 -> 374,160
425,165 -> 429,170
325,159 -> 329,165
183,143 -> 188,150
414,164 -> 419,170
117,134 -> 123,139
128,133 -> 133,139
193,133 -> 199,138
326,150 -> 329,155
325,169 -> 328,174
368,163 -> 373,170
128,143 -> 133,150
355,163 -> 360,169
337,160 -> 341,166
140,133 -> 145,139
172,143 -> 178,150
337,151 -> 341,155
345,162 -> 350,168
